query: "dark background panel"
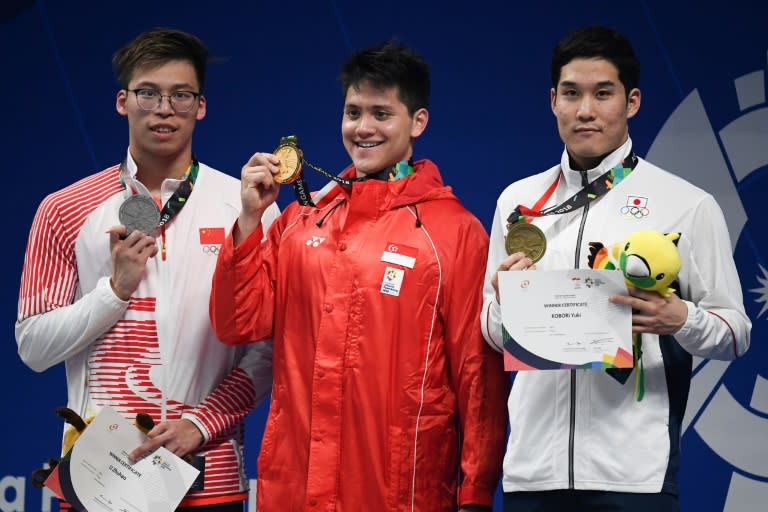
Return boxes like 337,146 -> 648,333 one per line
2,1 -> 767,511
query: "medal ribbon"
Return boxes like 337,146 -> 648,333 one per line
506,151 -> 637,227
157,158 -> 198,228
290,155 -> 414,208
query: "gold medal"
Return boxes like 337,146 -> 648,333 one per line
505,222 -> 546,262
272,136 -> 304,184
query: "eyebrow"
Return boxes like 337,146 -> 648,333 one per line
131,81 -> 197,91
344,103 -> 394,111
559,80 -> 617,89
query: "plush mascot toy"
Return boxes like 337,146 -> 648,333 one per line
588,229 -> 682,400
31,407 -> 155,489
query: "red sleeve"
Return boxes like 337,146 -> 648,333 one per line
185,367 -> 257,440
18,196 -> 79,321
443,217 -> 509,507
209,218 -> 279,345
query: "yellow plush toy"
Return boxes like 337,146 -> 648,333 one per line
588,229 -> 682,400
590,229 -> 682,297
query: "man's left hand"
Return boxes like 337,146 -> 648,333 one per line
610,286 -> 688,335
128,418 -> 204,463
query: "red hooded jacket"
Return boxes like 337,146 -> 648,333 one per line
210,160 -> 508,511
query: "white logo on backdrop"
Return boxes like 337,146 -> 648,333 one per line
647,53 -> 768,511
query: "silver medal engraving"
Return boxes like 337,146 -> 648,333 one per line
119,195 -> 161,236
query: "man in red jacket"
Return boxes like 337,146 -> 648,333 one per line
210,40 -> 508,511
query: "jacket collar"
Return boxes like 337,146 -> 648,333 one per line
559,138 -> 633,189
122,148 -> 190,197
311,159 -> 453,210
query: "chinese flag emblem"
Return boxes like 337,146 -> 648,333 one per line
199,227 -> 225,245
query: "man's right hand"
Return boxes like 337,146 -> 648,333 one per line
108,226 -> 158,301
491,251 -> 535,304
236,152 -> 281,245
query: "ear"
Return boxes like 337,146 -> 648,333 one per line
550,88 -> 557,114
626,88 -> 641,119
116,89 -> 128,117
196,94 -> 207,121
409,107 -> 428,139
665,231 -> 681,246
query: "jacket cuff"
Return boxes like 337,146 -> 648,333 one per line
458,484 -> 496,508
232,220 -> 264,257
181,412 -> 212,445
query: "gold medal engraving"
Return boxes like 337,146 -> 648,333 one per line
273,139 -> 304,184
505,222 -> 546,262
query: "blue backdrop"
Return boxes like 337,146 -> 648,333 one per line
2,1 -> 767,511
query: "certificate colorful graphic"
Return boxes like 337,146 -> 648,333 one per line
499,269 -> 634,371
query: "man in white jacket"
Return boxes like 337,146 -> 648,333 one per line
16,28 -> 279,512
482,26 -> 751,512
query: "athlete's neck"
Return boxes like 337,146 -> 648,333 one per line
567,151 -> 607,172
131,149 -> 193,195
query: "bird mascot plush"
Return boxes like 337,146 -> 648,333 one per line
588,229 -> 682,400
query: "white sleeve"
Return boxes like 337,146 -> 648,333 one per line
481,203 -> 508,353
673,195 -> 751,360
15,276 -> 128,372
237,340 -> 274,404
261,202 -> 282,235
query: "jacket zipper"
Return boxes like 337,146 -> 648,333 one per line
569,169 -> 590,489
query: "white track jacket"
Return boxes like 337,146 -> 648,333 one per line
482,139 -> 751,495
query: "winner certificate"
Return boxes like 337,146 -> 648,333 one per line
498,269 -> 633,371
45,406 -> 199,512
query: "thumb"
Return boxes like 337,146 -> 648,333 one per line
107,225 -> 127,249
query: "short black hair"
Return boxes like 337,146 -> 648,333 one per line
112,28 -> 209,91
340,39 -> 430,115
551,26 -> 640,96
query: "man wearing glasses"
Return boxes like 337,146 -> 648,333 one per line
15,28 -> 278,512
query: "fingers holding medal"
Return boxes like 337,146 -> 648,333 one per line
240,150 -> 282,216
272,136 -> 304,184
240,134 -> 302,197
505,222 -> 546,263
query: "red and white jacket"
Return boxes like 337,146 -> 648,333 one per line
16,152 -> 278,507
210,159 -> 509,511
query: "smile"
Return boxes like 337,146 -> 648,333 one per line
151,126 -> 177,133
355,141 -> 383,148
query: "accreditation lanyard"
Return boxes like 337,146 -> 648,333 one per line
506,151 -> 637,228
119,156 -> 200,259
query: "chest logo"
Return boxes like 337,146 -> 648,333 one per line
199,227 -> 225,255
381,242 -> 418,269
306,236 -> 326,247
620,195 -> 650,218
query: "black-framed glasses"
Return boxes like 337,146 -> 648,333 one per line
128,88 -> 201,112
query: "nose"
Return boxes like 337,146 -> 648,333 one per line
577,96 -> 595,120
355,114 -> 375,137
157,95 -> 174,114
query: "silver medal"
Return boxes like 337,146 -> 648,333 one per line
119,195 -> 161,236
